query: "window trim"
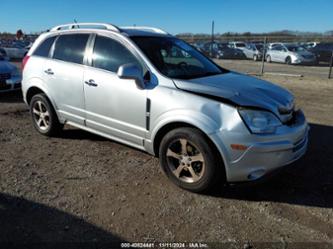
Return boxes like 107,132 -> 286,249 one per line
31,35 -> 58,59
50,33 -> 91,66
85,33 -> 149,75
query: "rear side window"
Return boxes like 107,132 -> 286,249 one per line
53,34 -> 89,64
92,35 -> 141,72
33,36 -> 57,58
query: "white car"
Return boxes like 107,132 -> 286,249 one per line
266,43 -> 317,65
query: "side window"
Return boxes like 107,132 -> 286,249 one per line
33,36 -> 57,58
53,34 -> 89,64
92,35 -> 142,73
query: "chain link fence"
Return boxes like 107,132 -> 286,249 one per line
177,35 -> 333,79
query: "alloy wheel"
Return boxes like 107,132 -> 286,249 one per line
166,138 -> 205,183
32,100 -> 50,131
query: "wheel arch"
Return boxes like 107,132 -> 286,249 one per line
152,121 -> 227,181
26,86 -> 62,123
26,86 -> 45,105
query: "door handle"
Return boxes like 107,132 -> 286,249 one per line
44,69 -> 54,75
85,79 -> 98,87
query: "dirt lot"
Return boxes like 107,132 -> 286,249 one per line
216,59 -> 332,79
0,61 -> 333,248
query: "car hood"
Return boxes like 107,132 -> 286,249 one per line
0,61 -> 16,74
173,72 -> 295,122
293,51 -> 313,56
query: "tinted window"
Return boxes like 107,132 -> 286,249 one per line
92,36 -> 141,72
53,34 -> 89,64
272,45 -> 283,51
132,36 -> 226,79
33,36 -> 57,57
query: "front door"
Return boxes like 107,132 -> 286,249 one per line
83,35 -> 147,147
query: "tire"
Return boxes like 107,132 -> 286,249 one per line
159,127 -> 224,193
286,56 -> 292,65
29,93 -> 63,136
253,55 -> 258,61
266,55 -> 271,63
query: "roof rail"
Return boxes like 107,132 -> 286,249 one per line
50,23 -> 121,32
121,26 -> 168,35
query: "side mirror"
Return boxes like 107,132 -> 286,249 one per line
117,63 -> 145,89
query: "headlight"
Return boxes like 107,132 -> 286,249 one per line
239,109 -> 282,134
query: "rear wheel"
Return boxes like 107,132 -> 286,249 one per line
30,94 -> 63,136
159,127 -> 224,193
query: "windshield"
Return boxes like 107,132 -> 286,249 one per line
255,44 -> 263,50
286,45 -> 306,52
219,43 -> 229,49
236,43 -> 246,48
131,36 -> 227,80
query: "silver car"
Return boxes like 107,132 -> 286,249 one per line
22,23 -> 309,192
243,43 -> 264,61
266,43 -> 317,65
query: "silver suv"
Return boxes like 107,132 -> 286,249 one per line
22,23 -> 309,192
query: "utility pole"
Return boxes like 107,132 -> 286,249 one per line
329,51 -> 333,79
210,20 -> 215,57
261,37 -> 267,75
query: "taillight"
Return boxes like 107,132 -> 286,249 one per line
22,55 -> 30,71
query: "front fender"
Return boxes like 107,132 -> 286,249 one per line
144,109 -> 220,155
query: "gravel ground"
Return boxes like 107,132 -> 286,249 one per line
0,62 -> 333,248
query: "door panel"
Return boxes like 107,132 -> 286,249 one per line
83,68 -> 146,145
43,33 -> 90,125
83,34 -> 147,146
43,60 -> 86,124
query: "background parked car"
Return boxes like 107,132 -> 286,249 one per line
202,42 -> 245,59
242,43 -> 264,61
228,41 -> 247,50
0,54 -> 22,92
191,42 -> 204,52
302,42 -> 318,49
306,43 -> 333,63
267,42 -> 283,50
0,42 -> 28,60
266,43 -> 317,65
0,48 -> 10,61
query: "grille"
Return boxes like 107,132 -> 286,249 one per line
14,83 -> 21,89
0,73 -> 11,82
0,83 -> 11,90
285,110 -> 299,126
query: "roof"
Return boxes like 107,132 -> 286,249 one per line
49,23 -> 170,37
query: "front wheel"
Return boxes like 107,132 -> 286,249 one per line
286,56 -> 292,65
159,127 -> 224,193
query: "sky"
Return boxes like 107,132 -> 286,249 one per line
0,0 -> 331,35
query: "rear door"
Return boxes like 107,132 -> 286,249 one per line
43,33 -> 90,125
